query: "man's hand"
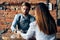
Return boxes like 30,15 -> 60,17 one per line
17,30 -> 21,34
13,30 -> 17,34
17,30 -> 21,38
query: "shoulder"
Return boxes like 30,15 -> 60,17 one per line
28,14 -> 35,22
30,21 -> 36,26
14,14 -> 23,20
14,13 -> 23,18
15,13 -> 22,16
28,14 -> 35,18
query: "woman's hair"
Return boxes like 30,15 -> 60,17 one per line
35,3 -> 57,35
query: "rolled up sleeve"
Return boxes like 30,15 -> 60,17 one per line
20,22 -> 35,40
11,14 -> 18,32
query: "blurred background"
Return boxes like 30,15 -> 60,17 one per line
0,0 -> 58,40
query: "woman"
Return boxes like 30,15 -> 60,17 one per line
17,3 -> 57,40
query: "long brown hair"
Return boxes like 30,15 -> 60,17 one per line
35,3 -> 57,35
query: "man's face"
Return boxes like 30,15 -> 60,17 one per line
21,6 -> 30,15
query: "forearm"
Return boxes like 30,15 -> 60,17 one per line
17,26 -> 34,40
11,15 -> 18,32
17,31 -> 29,40
11,26 -> 16,32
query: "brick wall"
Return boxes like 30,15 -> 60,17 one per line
0,0 -> 56,31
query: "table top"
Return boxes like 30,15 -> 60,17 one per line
2,29 -> 25,40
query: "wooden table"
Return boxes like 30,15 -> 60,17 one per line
56,32 -> 60,39
2,29 -> 25,40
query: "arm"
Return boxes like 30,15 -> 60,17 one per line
18,23 -> 35,39
11,14 -> 19,32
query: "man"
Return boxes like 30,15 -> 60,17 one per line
11,2 -> 35,33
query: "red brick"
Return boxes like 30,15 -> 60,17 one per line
29,10 -> 35,16
4,12 -> 15,19
0,17 -> 5,20
5,19 -> 13,23
0,24 -> 7,30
